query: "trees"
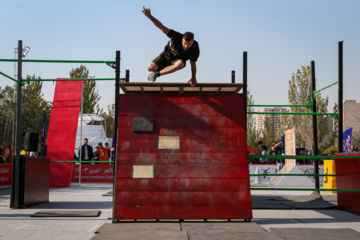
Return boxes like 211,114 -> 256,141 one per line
259,116 -> 278,149
247,90 -> 259,149
0,76 -> 52,148
102,104 -> 115,138
283,66 -> 329,150
69,65 -> 102,114
0,85 -> 16,142
319,131 -> 338,154
21,75 -> 52,147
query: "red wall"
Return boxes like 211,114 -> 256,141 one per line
114,93 -> 252,220
335,153 -> 360,215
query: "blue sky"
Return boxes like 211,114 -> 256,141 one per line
1,0 -> 360,112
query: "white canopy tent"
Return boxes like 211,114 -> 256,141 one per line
74,114 -> 107,155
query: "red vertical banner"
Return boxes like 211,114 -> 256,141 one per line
47,81 -> 83,187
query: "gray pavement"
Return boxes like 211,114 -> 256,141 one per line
0,184 -> 360,239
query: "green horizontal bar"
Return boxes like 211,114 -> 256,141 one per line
0,71 -> 18,82
250,174 -> 336,177
248,112 -> 338,116
0,59 -> 115,64
248,104 -> 310,108
50,161 -> 114,163
23,78 -> 125,82
251,188 -> 360,192
249,154 -> 360,160
248,155 -> 334,160
314,81 -> 338,94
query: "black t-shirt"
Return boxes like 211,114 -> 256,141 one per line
163,30 -> 200,62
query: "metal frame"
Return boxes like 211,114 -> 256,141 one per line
0,41 -> 121,209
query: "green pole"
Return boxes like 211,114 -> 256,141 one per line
314,81 -> 338,94
248,104 -> 310,108
22,78 -> 125,82
0,59 -> 115,64
250,174 -> 336,177
251,188 -> 360,192
248,154 -> 334,160
0,71 -> 18,83
247,112 -> 338,116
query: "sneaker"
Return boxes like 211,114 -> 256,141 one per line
148,72 -> 157,82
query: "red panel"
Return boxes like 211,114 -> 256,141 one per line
115,178 -> 250,192
114,93 -> 252,220
335,153 -> 360,216
118,116 -> 244,129
116,191 -> 251,205
114,205 -> 252,220
47,81 -> 83,187
116,165 -> 249,179
119,104 -> 243,117
118,139 -> 247,153
119,94 -> 244,105
118,127 -> 245,140
0,164 -> 12,186
117,152 -> 247,165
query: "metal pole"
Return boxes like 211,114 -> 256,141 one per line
113,51 -> 120,222
243,52 -> 248,132
311,60 -> 320,190
231,70 -> 235,83
14,40 -> 22,209
125,69 -> 130,82
338,41 -> 344,153
79,84 -> 84,185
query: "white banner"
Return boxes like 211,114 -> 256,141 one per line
249,164 -> 324,187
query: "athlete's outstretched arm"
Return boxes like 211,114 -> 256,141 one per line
142,6 -> 170,35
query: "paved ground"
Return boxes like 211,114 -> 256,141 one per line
1,184 -> 360,239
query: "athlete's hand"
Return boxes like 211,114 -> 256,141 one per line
188,78 -> 197,87
142,6 -> 152,17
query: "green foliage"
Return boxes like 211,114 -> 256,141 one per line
247,90 -> 259,149
283,66 -> 329,149
319,131 -> 338,154
259,116 -> 278,149
22,75 -> 52,137
69,65 -> 102,114
0,76 -> 52,149
351,131 -> 360,150
0,85 -> 16,142
102,104 -> 115,138
324,145 -> 337,155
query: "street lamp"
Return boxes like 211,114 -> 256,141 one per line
12,45 -> 31,153
13,41 -> 31,209
22,46 -> 31,58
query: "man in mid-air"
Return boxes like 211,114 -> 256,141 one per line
142,6 -> 200,87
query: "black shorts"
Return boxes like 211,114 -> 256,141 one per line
152,54 -> 185,71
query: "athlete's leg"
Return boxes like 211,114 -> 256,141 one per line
147,62 -> 159,72
159,60 -> 185,76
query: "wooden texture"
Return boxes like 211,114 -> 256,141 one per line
120,82 -> 243,94
114,93 -> 252,220
335,153 -> 360,215
285,128 -> 296,173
